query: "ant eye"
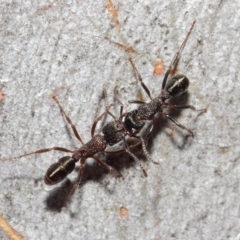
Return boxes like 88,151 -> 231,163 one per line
165,74 -> 189,97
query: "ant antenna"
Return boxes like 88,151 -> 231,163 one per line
161,20 -> 196,92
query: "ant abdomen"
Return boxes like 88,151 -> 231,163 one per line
165,74 -> 189,98
44,156 -> 76,185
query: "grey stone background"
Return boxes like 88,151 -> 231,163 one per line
0,0 -> 239,239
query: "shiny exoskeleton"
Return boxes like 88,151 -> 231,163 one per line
45,116 -> 136,186
42,105 -> 129,186
124,21 -> 206,139
2,21 -> 206,209
6,94 -> 149,209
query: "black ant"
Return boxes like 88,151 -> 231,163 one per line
2,93 -> 151,208
123,21 -> 206,144
2,21 -> 206,209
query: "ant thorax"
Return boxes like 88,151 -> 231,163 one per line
78,134 -> 107,158
137,98 -> 162,120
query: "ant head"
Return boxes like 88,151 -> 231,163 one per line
124,110 -> 144,132
102,121 -> 124,146
163,74 -> 189,100
44,156 -> 75,185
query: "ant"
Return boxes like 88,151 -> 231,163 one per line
1,21 -> 206,209
2,92 -> 151,208
122,21 -> 206,143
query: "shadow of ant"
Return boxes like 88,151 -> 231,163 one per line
44,146 -> 141,212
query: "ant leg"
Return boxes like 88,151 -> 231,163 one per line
130,132 -> 159,165
167,104 -> 207,113
2,147 -> 75,161
93,156 -> 124,179
125,149 -> 147,177
52,95 -> 84,145
114,85 -> 124,117
106,37 -> 136,54
161,21 -> 196,91
114,85 -> 135,123
104,102 -> 123,122
128,100 -> 145,104
59,159 -> 85,211
162,112 -> 194,137
123,138 -> 147,177
139,137 -> 160,165
91,104 -> 113,138
129,57 -> 152,100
